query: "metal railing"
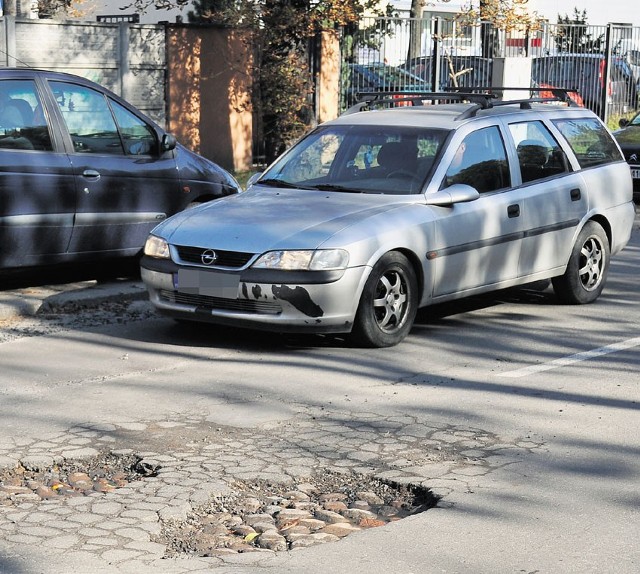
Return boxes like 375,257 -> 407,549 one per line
340,17 -> 640,122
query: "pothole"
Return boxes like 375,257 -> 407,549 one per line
2,452 -> 438,556
158,471 -> 438,556
0,452 -> 151,505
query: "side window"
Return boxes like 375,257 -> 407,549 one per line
553,118 -> 623,168
110,99 -> 157,156
442,126 -> 511,193
509,121 -> 570,184
0,79 -> 53,151
49,81 -> 123,155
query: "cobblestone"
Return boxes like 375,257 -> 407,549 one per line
0,411 -> 542,571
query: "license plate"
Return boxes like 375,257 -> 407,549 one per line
631,169 -> 640,179
176,269 -> 239,298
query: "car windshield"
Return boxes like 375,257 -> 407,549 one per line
630,114 -> 640,126
258,125 -> 449,195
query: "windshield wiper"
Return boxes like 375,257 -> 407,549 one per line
307,183 -> 364,193
256,178 -> 301,189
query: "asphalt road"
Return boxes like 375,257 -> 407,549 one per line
0,213 -> 639,573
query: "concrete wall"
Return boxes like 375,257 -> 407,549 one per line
0,16 -> 166,123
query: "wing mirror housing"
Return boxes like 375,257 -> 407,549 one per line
425,184 -> 480,206
161,133 -> 177,152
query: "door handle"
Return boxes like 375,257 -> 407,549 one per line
570,188 -> 581,201
507,204 -> 520,218
82,169 -> 101,180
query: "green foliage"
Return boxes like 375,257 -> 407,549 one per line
555,8 -> 603,53
187,0 -> 240,24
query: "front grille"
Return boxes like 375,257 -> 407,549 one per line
175,245 -> 254,268
160,290 -> 282,315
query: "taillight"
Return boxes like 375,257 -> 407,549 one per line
392,94 -> 411,107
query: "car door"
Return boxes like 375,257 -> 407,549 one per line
507,119 -> 587,278
0,76 -> 76,269
430,125 -> 526,297
46,79 -> 180,256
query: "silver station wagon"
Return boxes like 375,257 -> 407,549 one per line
141,91 -> 635,347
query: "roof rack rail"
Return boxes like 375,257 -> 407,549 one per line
445,86 -> 583,111
343,86 -> 582,119
342,91 -> 497,116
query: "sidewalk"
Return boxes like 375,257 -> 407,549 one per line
0,279 -> 148,321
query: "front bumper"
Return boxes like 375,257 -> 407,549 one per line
140,263 -> 368,334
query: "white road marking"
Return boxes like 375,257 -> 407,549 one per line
498,336 -> 640,379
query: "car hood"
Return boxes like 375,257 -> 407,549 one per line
175,143 -> 241,192
613,125 -> 640,147
155,187 -> 418,253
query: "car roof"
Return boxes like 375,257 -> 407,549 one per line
332,95 -> 595,130
0,67 -> 119,94
533,53 -> 622,60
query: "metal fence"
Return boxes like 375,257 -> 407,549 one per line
341,17 -> 640,122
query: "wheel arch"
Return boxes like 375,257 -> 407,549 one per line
586,214 -> 612,249
351,245 -> 427,314
392,247 -> 425,300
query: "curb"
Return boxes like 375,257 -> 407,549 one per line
0,280 -> 148,321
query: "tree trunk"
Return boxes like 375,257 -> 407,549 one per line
480,1 -> 500,59
3,0 -> 17,16
407,0 -> 425,64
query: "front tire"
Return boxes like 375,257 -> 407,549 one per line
351,252 -> 418,348
552,221 -> 610,304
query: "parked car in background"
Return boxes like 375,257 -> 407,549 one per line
141,91 -> 634,348
345,63 -> 429,106
615,39 -> 640,88
0,68 -> 240,273
531,54 -> 638,116
402,55 -> 493,91
614,111 -> 640,202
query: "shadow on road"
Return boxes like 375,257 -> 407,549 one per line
0,259 -> 140,291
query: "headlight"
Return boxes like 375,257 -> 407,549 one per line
144,235 -> 170,259
252,249 -> 349,271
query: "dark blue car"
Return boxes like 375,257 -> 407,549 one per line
0,68 -> 240,272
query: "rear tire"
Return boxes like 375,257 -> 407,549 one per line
351,252 -> 418,348
552,221 -> 610,304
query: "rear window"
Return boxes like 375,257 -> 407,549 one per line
552,118 -> 622,168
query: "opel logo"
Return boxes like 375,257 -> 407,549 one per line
201,249 -> 218,266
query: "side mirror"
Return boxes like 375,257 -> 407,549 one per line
425,184 -> 480,206
619,118 -> 630,128
161,133 -> 177,152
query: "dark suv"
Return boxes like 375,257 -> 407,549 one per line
0,68 -> 240,272
532,54 -> 638,116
